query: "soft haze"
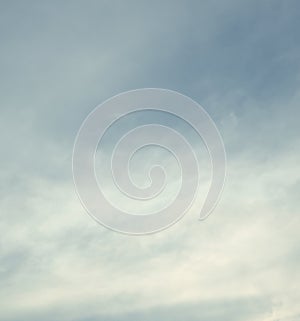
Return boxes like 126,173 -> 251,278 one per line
0,1 -> 300,320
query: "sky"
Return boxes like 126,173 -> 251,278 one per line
0,0 -> 300,320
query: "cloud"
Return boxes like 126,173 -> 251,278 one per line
0,0 -> 300,320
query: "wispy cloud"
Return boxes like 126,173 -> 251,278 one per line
0,0 -> 300,320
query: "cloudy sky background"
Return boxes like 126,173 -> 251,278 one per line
1,1 -> 300,320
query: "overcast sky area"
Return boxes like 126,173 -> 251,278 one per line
1,1 -> 300,320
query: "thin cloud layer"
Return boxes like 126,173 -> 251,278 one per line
0,1 -> 300,320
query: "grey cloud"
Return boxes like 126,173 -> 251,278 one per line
0,1 -> 300,321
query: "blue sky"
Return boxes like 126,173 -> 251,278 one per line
0,1 -> 300,320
